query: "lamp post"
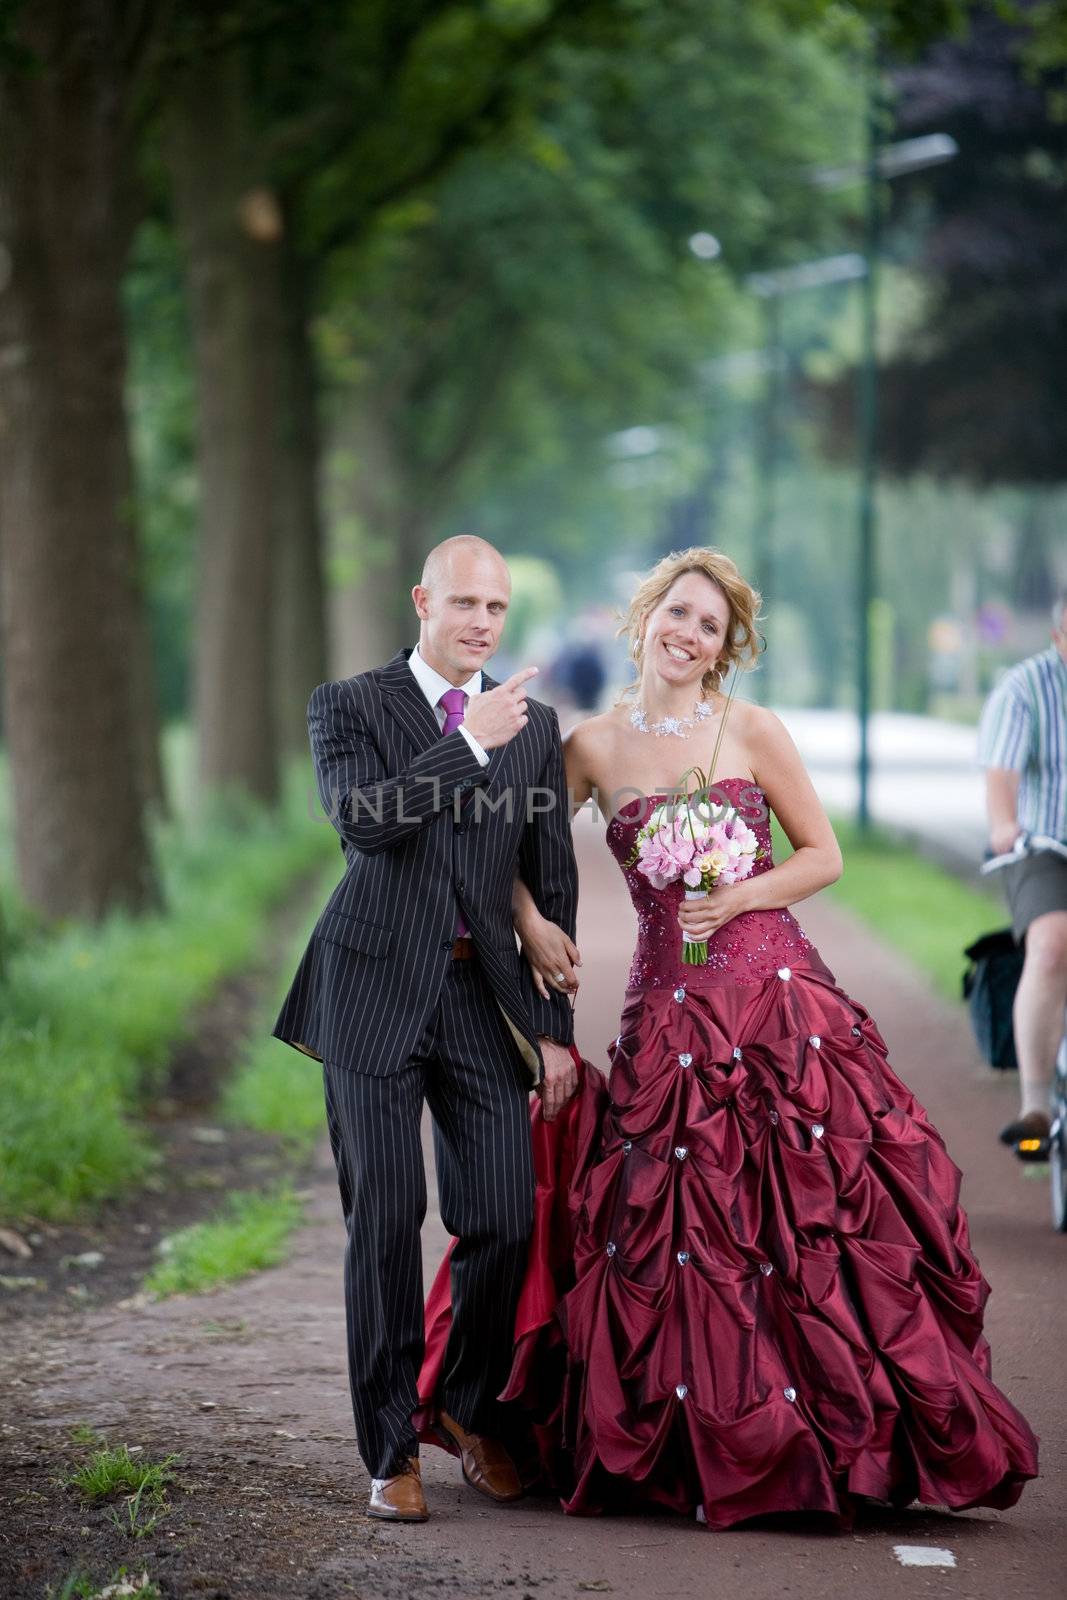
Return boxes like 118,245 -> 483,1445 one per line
814,77 -> 957,830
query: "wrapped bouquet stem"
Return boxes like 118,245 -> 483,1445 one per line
682,887 -> 712,965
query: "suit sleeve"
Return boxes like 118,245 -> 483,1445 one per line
309,679 -> 485,854
516,709 -> 578,1047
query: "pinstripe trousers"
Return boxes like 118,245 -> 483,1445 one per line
322,954 -> 535,1480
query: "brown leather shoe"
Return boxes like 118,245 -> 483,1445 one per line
367,1456 -> 428,1522
435,1409 -> 523,1503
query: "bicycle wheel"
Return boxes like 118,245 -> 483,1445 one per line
1051,1043 -> 1067,1233
1051,1115 -> 1067,1232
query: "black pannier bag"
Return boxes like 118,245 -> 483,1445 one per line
962,929 -> 1024,1071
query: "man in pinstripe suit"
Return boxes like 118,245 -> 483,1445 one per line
273,536 -> 580,1522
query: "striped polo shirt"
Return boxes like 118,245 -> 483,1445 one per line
977,645 -> 1067,841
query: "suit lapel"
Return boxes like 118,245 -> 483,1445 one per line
380,649 -> 444,757
379,652 -> 514,791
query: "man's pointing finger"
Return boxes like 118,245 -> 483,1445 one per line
504,667 -> 539,691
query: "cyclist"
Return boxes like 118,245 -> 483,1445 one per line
977,593 -> 1067,1158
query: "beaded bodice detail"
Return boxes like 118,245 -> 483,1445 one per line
606,777 -> 814,989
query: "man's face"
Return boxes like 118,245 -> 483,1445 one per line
413,556 -> 511,684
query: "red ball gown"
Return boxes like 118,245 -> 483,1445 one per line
416,778 -> 1038,1526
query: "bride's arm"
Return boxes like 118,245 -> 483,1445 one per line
678,709 -> 842,940
513,722 -> 596,997
743,708 -> 843,907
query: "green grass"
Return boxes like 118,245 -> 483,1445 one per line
67,1444 -> 180,1505
69,1423 -> 106,1447
219,860 -> 340,1148
0,753 -> 336,1222
48,1571 -> 161,1600
144,1183 -> 303,1298
774,815 -> 1005,1004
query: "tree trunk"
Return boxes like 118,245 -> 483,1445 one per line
117,417 -> 170,819
328,401 -> 414,676
273,233 -> 327,756
0,0 -> 160,921
167,47 -> 280,806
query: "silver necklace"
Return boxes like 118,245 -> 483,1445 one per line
629,699 -> 715,739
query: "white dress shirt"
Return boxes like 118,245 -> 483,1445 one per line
408,643 -> 490,767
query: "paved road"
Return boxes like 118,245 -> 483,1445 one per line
6,818 -> 1062,1599
771,709 -> 989,873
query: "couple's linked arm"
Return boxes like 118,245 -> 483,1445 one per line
308,679 -> 486,854
515,721 -> 578,1048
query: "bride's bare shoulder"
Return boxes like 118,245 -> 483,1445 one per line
738,700 -> 796,748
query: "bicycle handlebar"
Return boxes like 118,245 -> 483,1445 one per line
981,831 -> 1067,874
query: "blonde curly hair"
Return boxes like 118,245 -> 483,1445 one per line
616,547 -> 763,701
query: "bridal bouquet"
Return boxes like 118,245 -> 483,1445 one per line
624,764 -> 763,965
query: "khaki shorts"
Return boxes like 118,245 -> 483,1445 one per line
1003,850 -> 1067,943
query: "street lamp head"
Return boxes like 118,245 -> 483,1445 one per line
688,231 -> 722,261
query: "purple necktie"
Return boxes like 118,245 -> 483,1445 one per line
438,688 -> 469,936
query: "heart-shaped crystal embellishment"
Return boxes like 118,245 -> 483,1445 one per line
676,1250 -> 690,1266
605,1241 -> 617,1257
784,1386 -> 797,1402
674,1146 -> 688,1161
622,1140 -> 632,1155
678,1052 -> 693,1068
759,1262 -> 774,1276
675,1383 -> 688,1399
811,1123 -> 825,1139
673,988 -> 686,1002
777,967 -> 791,980
769,1109 -> 780,1126
732,1046 -> 743,1060
808,1035 -> 821,1049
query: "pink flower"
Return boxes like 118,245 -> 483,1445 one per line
706,822 -> 732,853
670,823 -> 697,868
637,831 -> 680,885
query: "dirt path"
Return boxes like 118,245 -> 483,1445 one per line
2,824 -> 1063,1599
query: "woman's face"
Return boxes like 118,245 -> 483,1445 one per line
641,571 -> 731,693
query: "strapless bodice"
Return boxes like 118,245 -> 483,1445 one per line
605,777 -> 814,988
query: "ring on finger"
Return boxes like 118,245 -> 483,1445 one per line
554,970 -> 567,985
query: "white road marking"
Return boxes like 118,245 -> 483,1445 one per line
893,1545 -> 958,1568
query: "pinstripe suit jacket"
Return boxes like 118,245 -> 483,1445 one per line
272,649 -> 578,1084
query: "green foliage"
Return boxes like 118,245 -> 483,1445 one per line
48,1572 -> 161,1600
67,1445 -> 180,1506
320,0 -> 871,602
774,813 -> 1004,1003
221,861 -> 339,1147
66,1439 -> 179,1551
144,1184 -> 303,1297
0,753 -> 334,1221
827,816 -> 1005,1003
69,1423 -> 105,1447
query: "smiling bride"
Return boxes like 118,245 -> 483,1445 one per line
418,546 -> 1038,1528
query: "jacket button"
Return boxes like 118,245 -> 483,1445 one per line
440,939 -> 452,951
456,879 -> 465,892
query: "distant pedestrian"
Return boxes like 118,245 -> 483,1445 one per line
554,641 -> 606,712
977,594 -> 1067,1157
